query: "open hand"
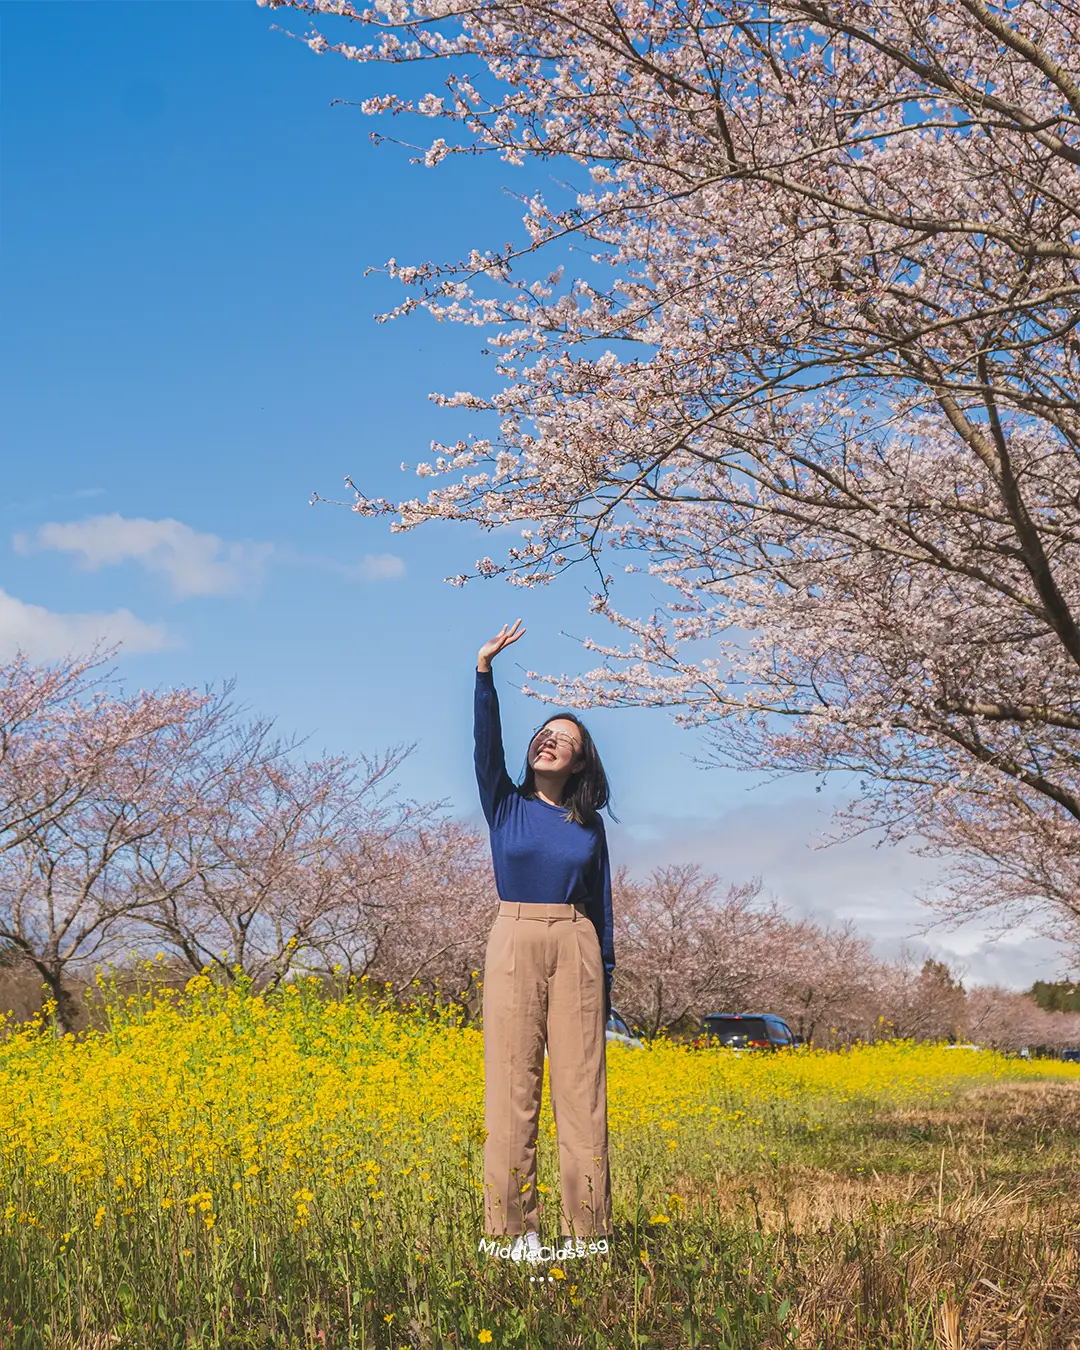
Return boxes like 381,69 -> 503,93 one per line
478,620 -> 526,672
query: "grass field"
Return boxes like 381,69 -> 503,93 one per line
2,968 -> 1078,1349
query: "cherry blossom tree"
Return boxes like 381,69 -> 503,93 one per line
963,983 -> 1080,1052
613,863 -> 776,1037
868,953 -> 968,1044
0,651 -> 225,1031
350,819 -> 496,1011
140,735 -> 426,989
0,651 -> 463,1022
765,917 -> 883,1045
268,0 -> 1080,947
608,853 -> 1078,1046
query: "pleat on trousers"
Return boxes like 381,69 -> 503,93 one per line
481,899 -> 613,1238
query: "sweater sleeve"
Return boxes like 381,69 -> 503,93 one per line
590,818 -> 615,995
474,667 -> 515,827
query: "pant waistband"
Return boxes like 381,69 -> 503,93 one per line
497,901 -> 589,921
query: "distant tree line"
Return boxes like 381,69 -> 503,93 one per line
1030,981 -> 1080,1015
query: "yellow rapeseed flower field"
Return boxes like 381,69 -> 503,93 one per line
1,966 -> 1077,1349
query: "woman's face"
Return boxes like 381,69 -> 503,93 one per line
527,718 -> 584,776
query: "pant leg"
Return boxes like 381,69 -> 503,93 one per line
546,910 -> 613,1238
481,911 -> 547,1236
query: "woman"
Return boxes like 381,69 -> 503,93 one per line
475,620 -> 615,1264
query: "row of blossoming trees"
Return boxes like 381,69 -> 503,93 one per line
2,649 -> 1076,1049
0,650 -> 490,1033
614,864 -> 1080,1052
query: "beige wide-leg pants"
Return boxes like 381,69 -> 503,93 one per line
481,900 -> 613,1239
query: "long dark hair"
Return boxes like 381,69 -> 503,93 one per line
519,712 -> 613,827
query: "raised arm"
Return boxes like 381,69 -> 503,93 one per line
474,621 -> 525,827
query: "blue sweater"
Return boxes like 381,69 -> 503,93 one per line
474,667 -> 614,996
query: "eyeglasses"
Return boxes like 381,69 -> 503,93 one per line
529,729 -> 582,756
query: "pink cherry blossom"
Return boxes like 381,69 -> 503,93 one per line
268,0 -> 1080,946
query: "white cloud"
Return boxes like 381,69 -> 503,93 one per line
15,517 -> 406,593
348,553 -> 407,582
278,548 -> 407,582
0,587 -> 171,661
15,514 -> 272,598
608,794 -> 1070,990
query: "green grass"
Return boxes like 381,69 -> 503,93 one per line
1,978 -> 1078,1349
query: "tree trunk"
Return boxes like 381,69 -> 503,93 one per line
38,962 -> 78,1036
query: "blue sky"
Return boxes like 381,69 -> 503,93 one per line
1,1 -> 1063,986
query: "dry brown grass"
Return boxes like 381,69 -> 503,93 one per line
633,1083 -> 1080,1348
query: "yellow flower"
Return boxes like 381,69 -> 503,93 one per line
550,1266 -> 566,1280
478,1333 -> 493,1345
0,965 -> 1070,1330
